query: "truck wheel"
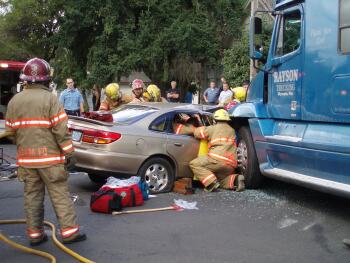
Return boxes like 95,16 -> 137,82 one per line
88,173 -> 106,184
138,157 -> 175,194
237,126 -> 263,188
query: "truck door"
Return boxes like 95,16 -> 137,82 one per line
268,6 -> 303,119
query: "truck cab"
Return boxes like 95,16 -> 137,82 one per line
231,0 -> 350,197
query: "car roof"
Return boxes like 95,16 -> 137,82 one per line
125,102 -> 218,113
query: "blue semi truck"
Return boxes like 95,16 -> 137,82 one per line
231,0 -> 350,197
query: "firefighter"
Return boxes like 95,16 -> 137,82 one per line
144,84 -> 167,102
189,109 -> 245,192
99,83 -> 131,111
173,113 -> 195,135
5,58 -> 86,245
130,79 -> 147,103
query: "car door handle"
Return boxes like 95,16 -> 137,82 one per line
174,143 -> 183,147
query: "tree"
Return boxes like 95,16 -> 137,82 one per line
222,32 -> 250,87
0,0 -> 64,61
0,0 -> 248,102
55,0 -> 246,97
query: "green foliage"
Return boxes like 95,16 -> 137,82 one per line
222,32 -> 250,87
0,0 -> 248,95
222,12 -> 274,87
0,0 -> 64,60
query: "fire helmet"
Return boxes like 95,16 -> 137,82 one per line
142,91 -> 151,101
19,58 -> 51,83
232,86 -> 247,102
213,109 -> 230,121
146,84 -> 161,102
105,83 -> 120,100
132,79 -> 144,91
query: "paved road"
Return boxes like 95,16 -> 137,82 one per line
0,144 -> 350,263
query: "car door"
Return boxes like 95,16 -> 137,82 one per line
166,111 -> 202,178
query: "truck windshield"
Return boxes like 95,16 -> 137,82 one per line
275,11 -> 301,57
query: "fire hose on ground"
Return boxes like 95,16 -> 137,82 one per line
0,219 -> 95,263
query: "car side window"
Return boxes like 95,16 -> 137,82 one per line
171,112 -> 203,135
202,114 -> 213,126
149,115 -> 167,132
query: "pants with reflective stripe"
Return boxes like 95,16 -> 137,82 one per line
19,164 -> 77,236
189,155 -> 236,189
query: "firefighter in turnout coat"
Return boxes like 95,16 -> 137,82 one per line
99,83 -> 131,111
189,109 -> 245,192
5,58 -> 86,245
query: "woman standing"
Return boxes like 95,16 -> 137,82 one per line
92,84 -> 101,111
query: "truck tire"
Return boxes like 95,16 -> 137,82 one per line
138,157 -> 175,194
237,126 -> 263,188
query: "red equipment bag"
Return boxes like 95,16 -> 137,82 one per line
90,188 -> 123,214
101,184 -> 144,208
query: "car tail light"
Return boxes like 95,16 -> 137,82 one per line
69,125 -> 121,144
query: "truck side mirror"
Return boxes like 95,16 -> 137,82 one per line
250,16 -> 263,60
254,17 -> 262,35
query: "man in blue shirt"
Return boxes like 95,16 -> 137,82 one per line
166,80 -> 180,103
203,81 -> 220,105
59,78 -> 84,116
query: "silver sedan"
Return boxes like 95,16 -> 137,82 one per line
68,103 -> 215,193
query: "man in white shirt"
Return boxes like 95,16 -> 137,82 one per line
218,83 -> 233,105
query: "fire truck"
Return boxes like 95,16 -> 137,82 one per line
0,60 -> 25,118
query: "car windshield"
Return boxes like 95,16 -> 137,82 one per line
111,105 -> 158,125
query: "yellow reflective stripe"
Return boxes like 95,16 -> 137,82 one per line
208,152 -> 235,164
229,174 -> 235,189
199,128 -> 206,139
7,120 -> 52,128
62,143 -> 73,152
61,226 -> 79,238
28,232 -> 42,238
51,112 -> 68,125
175,124 -> 183,135
210,137 -> 235,144
202,174 -> 215,185
18,156 -> 65,164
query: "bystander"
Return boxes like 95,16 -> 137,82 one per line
59,78 -> 84,116
166,80 -> 180,103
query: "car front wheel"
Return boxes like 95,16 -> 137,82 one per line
138,157 -> 175,194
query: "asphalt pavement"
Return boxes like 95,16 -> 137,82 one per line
0,143 -> 350,263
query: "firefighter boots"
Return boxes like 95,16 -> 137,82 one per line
62,232 -> 87,244
29,234 -> 48,246
204,180 -> 220,192
235,174 -> 245,192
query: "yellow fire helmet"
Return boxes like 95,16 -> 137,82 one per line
105,83 -> 120,100
142,91 -> 151,101
146,84 -> 161,102
232,86 -> 247,102
213,109 -> 230,121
